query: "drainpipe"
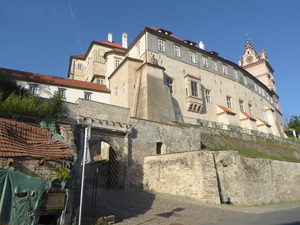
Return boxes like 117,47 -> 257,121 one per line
78,125 -> 91,225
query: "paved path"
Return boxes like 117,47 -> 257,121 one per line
78,186 -> 300,225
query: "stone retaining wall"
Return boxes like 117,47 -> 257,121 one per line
144,150 -> 300,205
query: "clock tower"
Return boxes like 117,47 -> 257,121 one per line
239,38 -> 276,93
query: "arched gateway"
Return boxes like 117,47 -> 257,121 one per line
77,117 -> 132,189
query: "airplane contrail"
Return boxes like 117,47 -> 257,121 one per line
67,0 -> 83,54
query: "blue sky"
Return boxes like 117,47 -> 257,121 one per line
0,0 -> 299,121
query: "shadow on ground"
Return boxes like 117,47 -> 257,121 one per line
74,185 -> 156,224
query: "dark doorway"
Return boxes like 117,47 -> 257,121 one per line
107,147 -> 118,189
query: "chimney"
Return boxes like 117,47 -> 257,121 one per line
122,32 -> 128,48
199,41 -> 205,50
108,33 -> 113,42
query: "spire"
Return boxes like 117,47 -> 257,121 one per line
244,34 -> 255,54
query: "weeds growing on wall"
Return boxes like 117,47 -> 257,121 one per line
237,148 -> 300,163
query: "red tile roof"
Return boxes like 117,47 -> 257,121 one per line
0,118 -> 72,160
217,105 -> 236,115
73,54 -> 86,59
0,68 -> 110,93
94,41 -> 124,49
240,111 -> 256,121
105,48 -> 126,54
184,74 -> 201,80
256,117 -> 271,127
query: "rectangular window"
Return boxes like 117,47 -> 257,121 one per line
29,85 -> 37,95
114,86 -> 118,97
233,69 -> 238,79
262,110 -> 268,122
158,39 -> 165,52
136,44 -> 140,56
249,104 -> 253,115
97,78 -> 105,84
174,45 -> 180,57
239,100 -> 244,111
205,89 -> 211,103
202,56 -> 208,68
115,59 -> 121,68
243,75 -> 248,85
191,81 -> 198,97
58,88 -> 66,98
222,64 -> 228,75
77,63 -> 82,70
84,92 -> 91,100
212,60 -> 217,71
166,78 -> 173,93
122,83 -> 126,93
226,96 -> 232,109
189,51 -> 197,63
254,83 -> 258,91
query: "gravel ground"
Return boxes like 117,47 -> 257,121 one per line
73,185 -> 300,225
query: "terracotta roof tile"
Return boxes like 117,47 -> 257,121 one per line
0,118 -> 72,160
217,105 -> 236,115
106,48 -> 126,54
240,111 -> 256,121
184,74 -> 201,80
0,67 -> 110,93
256,117 -> 271,127
94,41 -> 124,49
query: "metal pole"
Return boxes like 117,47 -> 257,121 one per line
78,126 -> 88,225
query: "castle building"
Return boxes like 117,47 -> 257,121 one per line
0,67 -> 110,104
68,27 -> 285,137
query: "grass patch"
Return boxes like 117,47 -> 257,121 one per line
237,148 -> 300,163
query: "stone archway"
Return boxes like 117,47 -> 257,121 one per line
88,137 -> 123,189
77,118 -> 132,190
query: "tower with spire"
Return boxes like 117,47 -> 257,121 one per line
239,38 -> 276,93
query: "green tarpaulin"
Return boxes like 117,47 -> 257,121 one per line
0,169 -> 50,225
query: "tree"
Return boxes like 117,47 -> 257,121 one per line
287,116 -> 300,133
0,74 -> 65,120
0,74 -> 27,101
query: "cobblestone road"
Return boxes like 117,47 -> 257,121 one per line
76,186 -> 300,225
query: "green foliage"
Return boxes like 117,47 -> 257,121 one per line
287,116 -> 300,133
237,148 -> 300,163
0,74 -> 27,101
0,91 -> 65,120
56,167 -> 71,181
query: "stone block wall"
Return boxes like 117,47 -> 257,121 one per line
0,158 -> 61,180
214,150 -> 300,205
144,150 -> 300,205
143,151 -> 220,204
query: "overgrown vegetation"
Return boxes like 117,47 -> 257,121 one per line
0,74 -> 65,120
56,167 -> 71,181
205,146 -> 300,163
237,148 -> 300,163
287,116 -> 300,133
